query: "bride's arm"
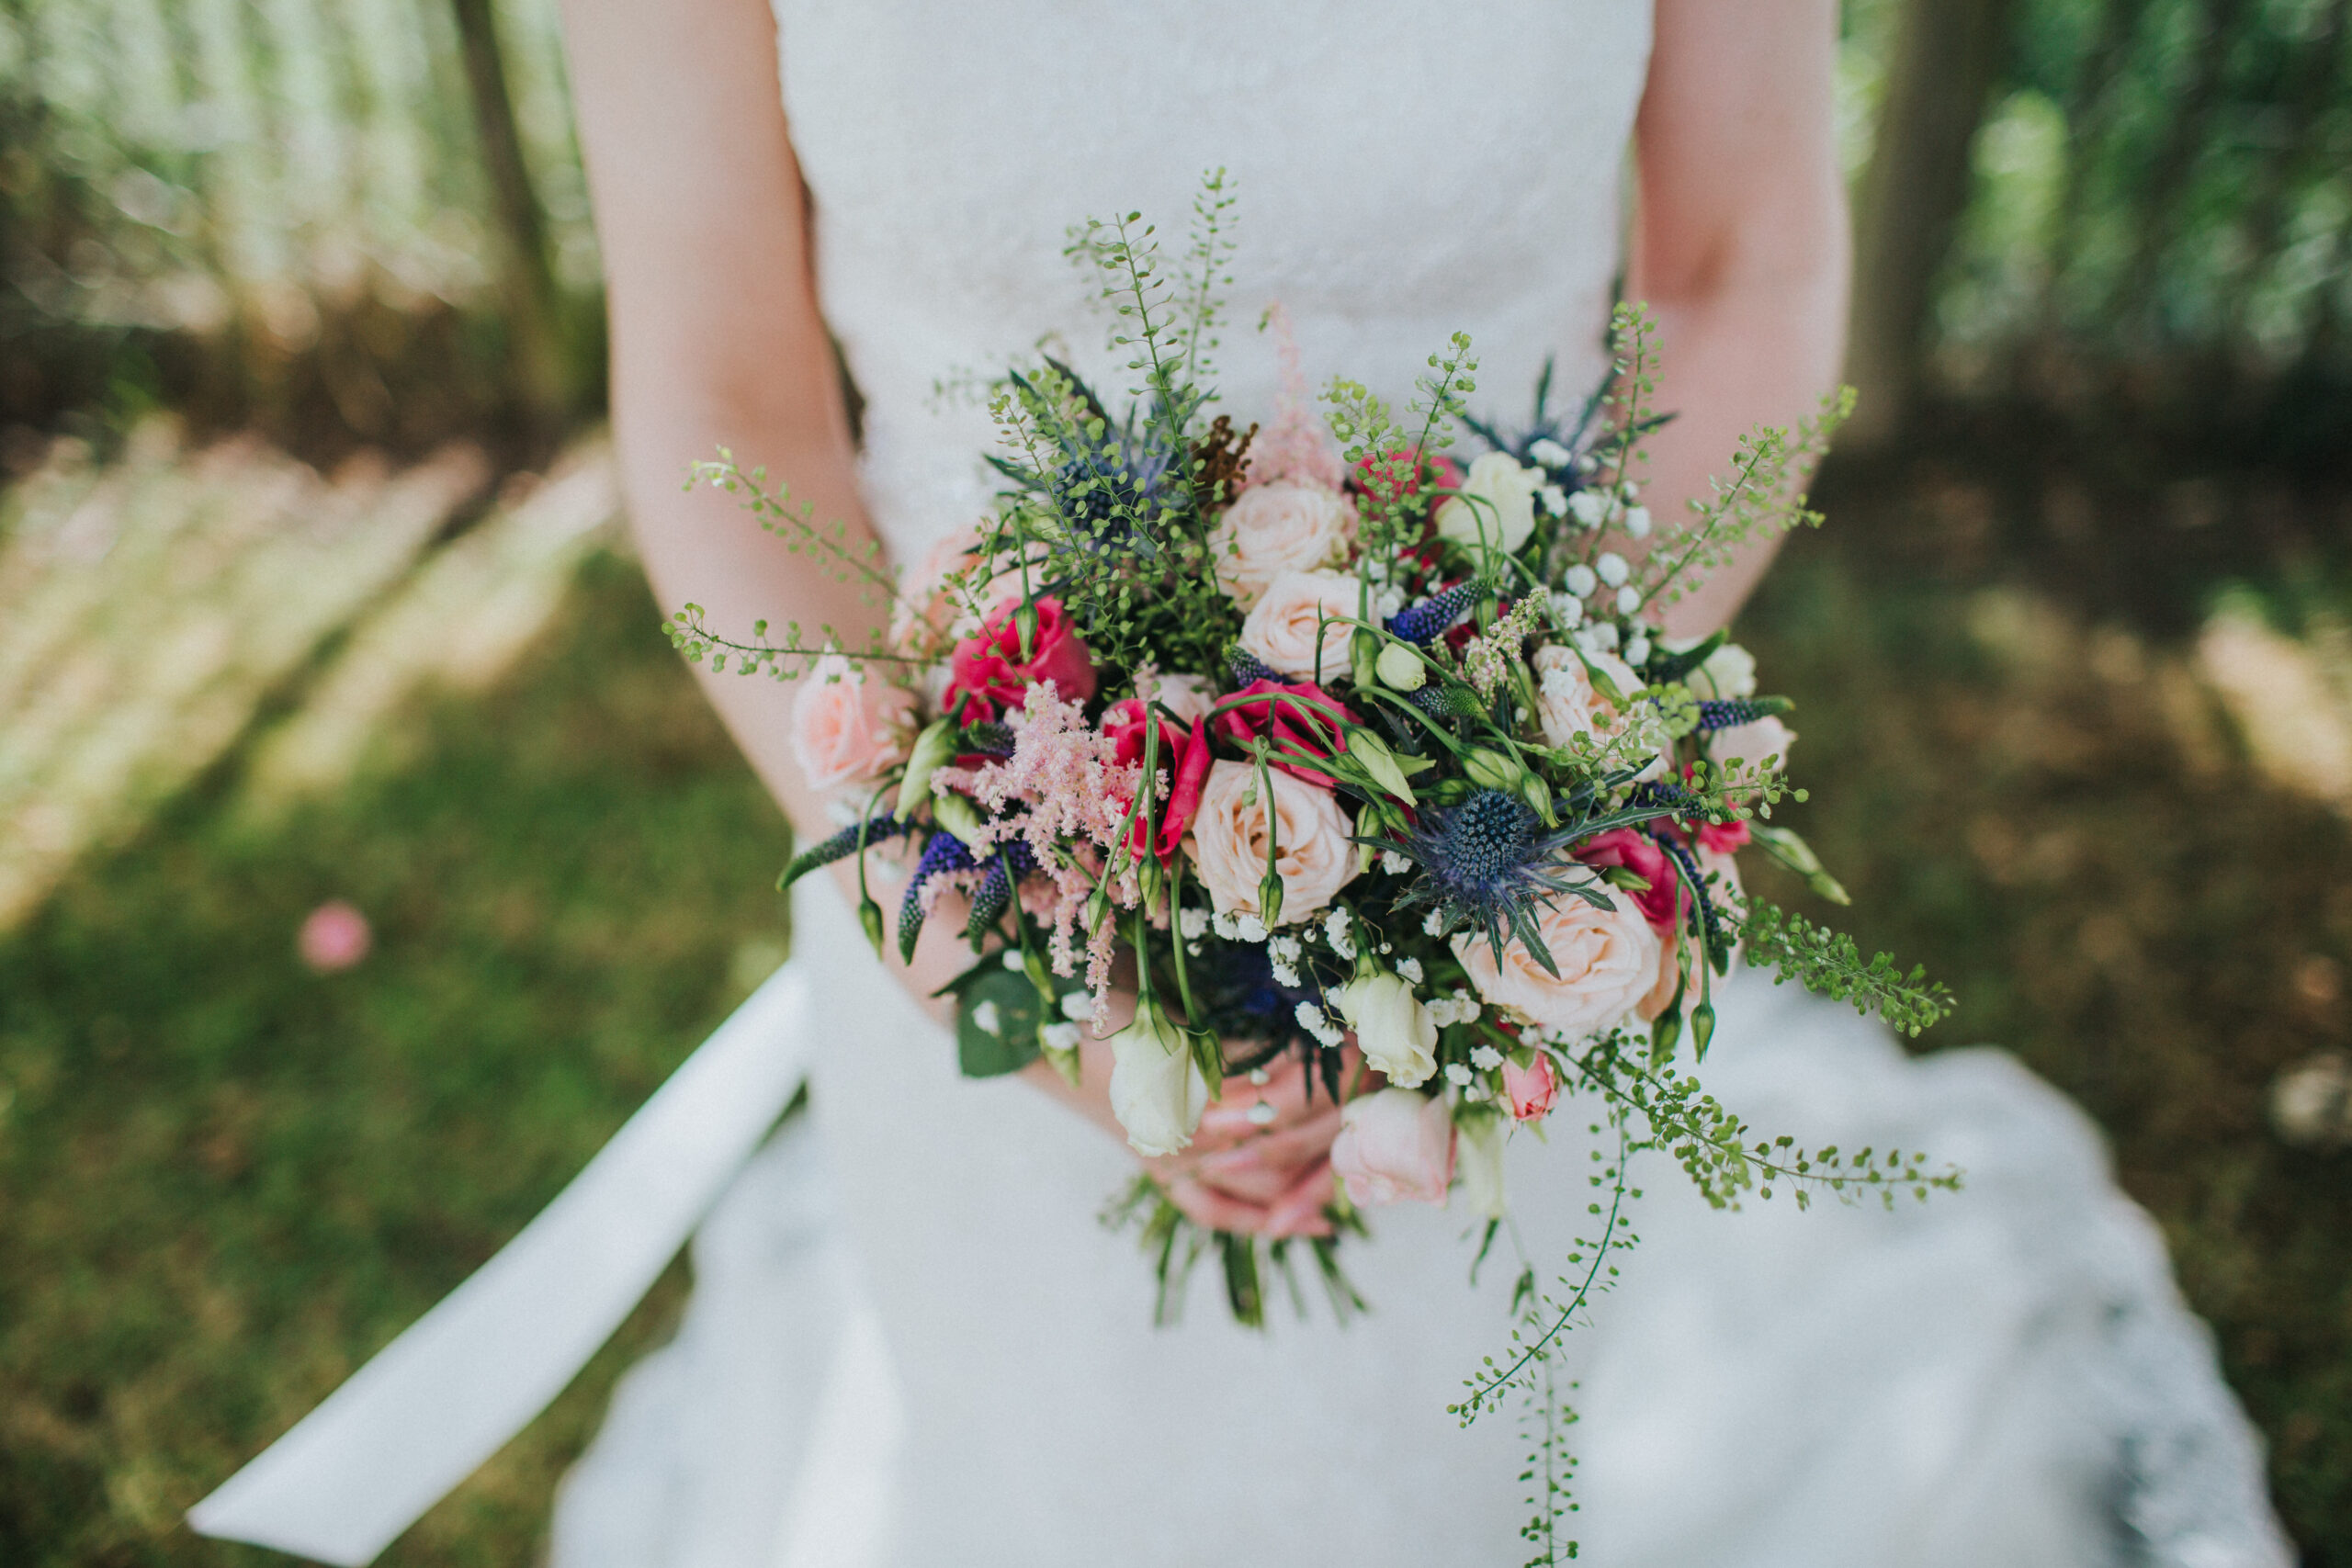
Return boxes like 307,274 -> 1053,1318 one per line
558,0 -> 871,843
560,0 -> 1329,1220
1630,0 -> 1850,638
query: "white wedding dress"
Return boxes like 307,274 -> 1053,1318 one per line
550,3 -> 2293,1564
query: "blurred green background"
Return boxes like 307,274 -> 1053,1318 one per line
4,0 -> 2352,1562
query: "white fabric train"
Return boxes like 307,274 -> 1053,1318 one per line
186,964 -> 816,1566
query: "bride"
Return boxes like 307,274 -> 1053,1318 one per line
542,1 -> 2290,1563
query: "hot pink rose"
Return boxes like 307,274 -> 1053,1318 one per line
946,596 -> 1096,719
1573,828 -> 1681,931
1331,1088 -> 1455,1206
1501,1052 -> 1559,1122
1107,716 -> 1211,866
1694,819 -> 1750,855
1213,680 -> 1354,785
790,654 -> 919,793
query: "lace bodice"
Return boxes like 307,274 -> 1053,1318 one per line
770,0 -> 1652,563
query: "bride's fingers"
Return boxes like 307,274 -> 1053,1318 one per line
1186,1111 -> 1343,1204
1260,1158 -> 1337,1237
1164,1174 -> 1272,1234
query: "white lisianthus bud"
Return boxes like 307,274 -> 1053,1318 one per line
1562,564 -> 1599,598
1332,972 -> 1439,1089
1434,452 -> 1544,555
1456,1111 -> 1509,1220
1107,998 -> 1210,1157
1375,640 -> 1426,691
1595,551 -> 1630,588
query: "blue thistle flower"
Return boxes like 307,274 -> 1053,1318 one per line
1385,788 -> 1606,975
1385,579 -> 1487,645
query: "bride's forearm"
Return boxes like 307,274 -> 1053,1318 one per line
611,381 -> 879,840
1628,0 -> 1849,640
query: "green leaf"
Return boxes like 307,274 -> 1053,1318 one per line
948,964 -> 1048,1077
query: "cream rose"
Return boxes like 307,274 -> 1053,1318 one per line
1531,644 -> 1641,750
790,654 -> 918,794
1710,715 -> 1795,773
1330,1088 -> 1454,1207
1188,759 -> 1359,925
1238,570 -> 1360,681
1434,452 -> 1543,555
1453,890 -> 1663,1036
1107,999 -> 1210,1157
1211,481 -> 1357,607
1331,972 -> 1438,1089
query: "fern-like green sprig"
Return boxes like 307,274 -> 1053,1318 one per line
1735,898 -> 1959,1037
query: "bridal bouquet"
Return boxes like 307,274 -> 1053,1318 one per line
677,182 -> 1955,1557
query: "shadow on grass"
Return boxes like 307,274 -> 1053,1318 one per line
0,551 -> 789,1567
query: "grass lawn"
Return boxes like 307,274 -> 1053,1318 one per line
2,483 -> 2347,1562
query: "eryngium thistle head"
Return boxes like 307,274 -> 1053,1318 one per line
1386,788 -> 1600,973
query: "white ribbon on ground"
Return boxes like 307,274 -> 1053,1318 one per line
187,964 -> 815,1566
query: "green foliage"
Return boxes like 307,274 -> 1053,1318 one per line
943,962 -> 1049,1078
1737,899 -> 1958,1038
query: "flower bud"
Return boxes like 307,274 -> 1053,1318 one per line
1456,1110 -> 1509,1219
1375,640 -> 1426,692
1331,972 -> 1438,1089
932,788 -> 985,845
897,717 -> 956,810
1464,749 -> 1521,791
1107,997 -> 1210,1156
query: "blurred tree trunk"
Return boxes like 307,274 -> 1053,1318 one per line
1844,0 -> 2018,448
447,0 -> 569,437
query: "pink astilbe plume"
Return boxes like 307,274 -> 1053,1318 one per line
950,682 -> 1146,1010
1246,302 -> 1344,491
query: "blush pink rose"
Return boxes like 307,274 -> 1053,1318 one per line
1331,1088 -> 1454,1206
1532,644 -> 1642,750
1238,569 -> 1360,681
1709,716 -> 1795,774
1210,480 -> 1358,607
946,596 -> 1096,719
790,654 -> 918,793
1500,1052 -> 1559,1122
1638,930 -> 1684,1021
1188,758 -> 1359,924
1453,891 -> 1663,1036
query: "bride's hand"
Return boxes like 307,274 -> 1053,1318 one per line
1148,1055 -> 1344,1238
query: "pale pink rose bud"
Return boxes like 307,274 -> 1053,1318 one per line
1501,1052 -> 1560,1122
1331,1088 -> 1455,1207
790,653 -> 919,794
1238,569 -> 1360,681
1187,760 -> 1360,926
1210,481 -> 1357,607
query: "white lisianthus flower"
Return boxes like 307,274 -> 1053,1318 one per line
1456,1111 -> 1509,1220
1106,999 -> 1209,1157
1434,453 -> 1544,555
1332,972 -> 1439,1088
